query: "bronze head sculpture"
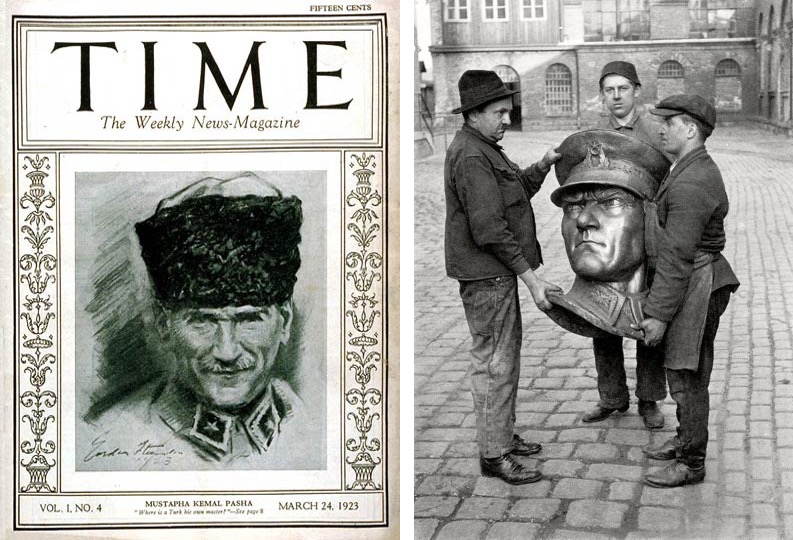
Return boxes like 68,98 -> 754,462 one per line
546,130 -> 670,339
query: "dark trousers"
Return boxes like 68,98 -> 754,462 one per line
459,276 -> 521,459
593,335 -> 667,409
666,287 -> 732,466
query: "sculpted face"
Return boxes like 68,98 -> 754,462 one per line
164,303 -> 293,411
560,186 -> 645,282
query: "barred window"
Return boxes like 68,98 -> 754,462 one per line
484,0 -> 509,20
522,0 -> 546,19
494,65 -> 520,84
658,60 -> 685,78
545,64 -> 573,115
583,0 -> 649,41
657,61 -> 685,100
445,0 -> 470,21
715,59 -> 742,111
715,59 -> 741,77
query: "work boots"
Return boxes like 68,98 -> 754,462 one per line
643,459 -> 705,488
643,436 -> 679,460
638,400 -> 665,429
581,403 -> 629,423
480,454 -> 542,485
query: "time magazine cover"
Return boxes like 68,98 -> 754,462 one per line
1,1 -> 400,537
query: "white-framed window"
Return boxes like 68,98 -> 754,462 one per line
522,0 -> 547,20
483,0 -> 509,20
445,0 -> 470,21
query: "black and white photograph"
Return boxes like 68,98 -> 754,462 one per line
414,0 -> 793,538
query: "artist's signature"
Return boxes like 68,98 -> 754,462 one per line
83,434 -> 184,466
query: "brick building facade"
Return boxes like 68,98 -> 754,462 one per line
756,0 -> 793,128
429,0 -> 764,129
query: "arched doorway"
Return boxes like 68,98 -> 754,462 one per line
494,65 -> 522,130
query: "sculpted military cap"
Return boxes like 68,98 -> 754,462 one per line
136,172 -> 302,309
452,69 -> 518,114
599,61 -> 640,86
551,129 -> 670,207
650,93 -> 717,130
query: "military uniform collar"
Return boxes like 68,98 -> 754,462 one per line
153,378 -> 299,460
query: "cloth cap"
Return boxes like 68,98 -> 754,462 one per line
551,129 -> 670,207
599,61 -> 641,87
650,93 -> 717,130
136,172 -> 302,309
451,69 -> 518,114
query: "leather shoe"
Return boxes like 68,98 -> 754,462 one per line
638,400 -> 665,429
643,437 -> 679,460
643,460 -> 705,488
581,403 -> 629,423
510,434 -> 542,456
480,454 -> 542,485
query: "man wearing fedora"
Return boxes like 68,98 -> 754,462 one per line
444,69 -> 562,484
580,60 -> 668,430
635,94 -> 739,487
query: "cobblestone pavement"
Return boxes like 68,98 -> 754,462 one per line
414,126 -> 793,540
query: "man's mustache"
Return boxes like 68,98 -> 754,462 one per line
195,354 -> 256,373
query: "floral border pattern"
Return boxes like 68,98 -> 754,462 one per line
18,153 -> 58,493
16,150 -> 387,494
344,151 -> 384,490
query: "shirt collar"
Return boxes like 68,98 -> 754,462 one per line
609,110 -> 640,130
461,122 -> 504,150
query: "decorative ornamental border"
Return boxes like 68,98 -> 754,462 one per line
17,153 -> 58,493
16,150 -> 387,495
343,151 -> 384,490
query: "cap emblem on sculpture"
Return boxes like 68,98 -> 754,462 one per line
585,142 -> 610,169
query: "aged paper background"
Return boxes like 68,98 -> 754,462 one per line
1,0 -> 402,538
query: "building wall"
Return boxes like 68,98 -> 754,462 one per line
577,42 -> 758,126
437,0 -> 561,46
431,41 -> 757,129
429,0 -> 768,129
755,0 -> 793,125
649,1 -> 689,39
432,48 -> 582,129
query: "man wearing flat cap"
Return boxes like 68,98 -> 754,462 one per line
82,173 -> 315,470
444,69 -> 562,484
579,60 -> 667,430
636,94 -> 739,487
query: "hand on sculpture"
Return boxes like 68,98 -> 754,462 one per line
538,145 -> 562,173
520,270 -> 563,312
632,317 -> 668,347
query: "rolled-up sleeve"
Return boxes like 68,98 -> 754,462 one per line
455,156 -> 532,276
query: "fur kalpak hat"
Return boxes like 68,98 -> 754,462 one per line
136,173 -> 302,309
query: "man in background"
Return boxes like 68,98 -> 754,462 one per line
580,61 -> 668,430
